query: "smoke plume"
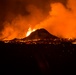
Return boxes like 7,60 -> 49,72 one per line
0,0 -> 50,40
1,0 -> 76,40
35,0 -> 76,39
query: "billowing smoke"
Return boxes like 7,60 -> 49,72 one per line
0,5 -> 46,40
0,0 -> 51,40
35,0 -> 76,39
1,0 -> 76,40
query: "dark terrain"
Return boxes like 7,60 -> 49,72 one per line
0,41 -> 76,74
0,29 -> 76,74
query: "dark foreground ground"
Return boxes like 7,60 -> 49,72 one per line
0,42 -> 76,74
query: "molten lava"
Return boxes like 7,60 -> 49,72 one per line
26,27 -> 36,37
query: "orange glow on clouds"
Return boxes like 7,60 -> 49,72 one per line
1,0 -> 76,40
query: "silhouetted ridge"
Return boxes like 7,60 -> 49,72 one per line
24,28 -> 58,40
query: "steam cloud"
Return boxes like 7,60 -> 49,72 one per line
0,0 -> 76,40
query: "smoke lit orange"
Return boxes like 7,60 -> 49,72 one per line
0,0 -> 76,40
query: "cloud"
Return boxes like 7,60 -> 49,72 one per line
0,0 -> 69,40
34,0 -> 76,39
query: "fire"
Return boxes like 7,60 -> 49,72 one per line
26,27 -> 36,37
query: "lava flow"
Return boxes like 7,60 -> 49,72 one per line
26,27 -> 36,37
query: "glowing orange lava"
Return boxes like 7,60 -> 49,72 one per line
26,27 -> 36,37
